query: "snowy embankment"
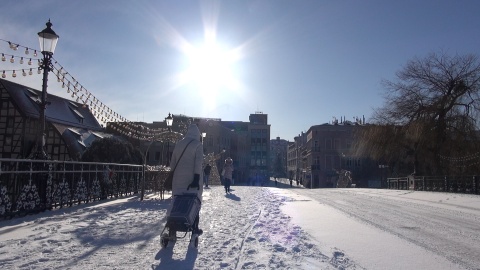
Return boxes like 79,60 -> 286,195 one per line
1,184 -> 479,269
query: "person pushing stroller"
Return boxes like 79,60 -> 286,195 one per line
165,124 -> 204,243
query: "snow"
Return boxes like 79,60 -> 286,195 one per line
1,180 -> 479,269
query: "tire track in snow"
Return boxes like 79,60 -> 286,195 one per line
233,208 -> 262,270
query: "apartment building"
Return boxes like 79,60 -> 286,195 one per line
288,118 -> 376,188
270,137 -> 288,178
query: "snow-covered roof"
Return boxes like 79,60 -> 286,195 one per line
0,78 -> 102,130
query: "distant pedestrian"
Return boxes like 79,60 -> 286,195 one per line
274,177 -> 278,187
289,178 -> 293,187
204,163 -> 212,188
222,157 -> 234,193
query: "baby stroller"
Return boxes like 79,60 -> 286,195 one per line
160,193 -> 201,248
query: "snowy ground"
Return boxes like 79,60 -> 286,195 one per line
1,179 -> 479,269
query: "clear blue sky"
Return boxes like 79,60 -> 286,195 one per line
1,1 -> 479,141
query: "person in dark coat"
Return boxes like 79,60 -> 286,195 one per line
204,163 -> 212,188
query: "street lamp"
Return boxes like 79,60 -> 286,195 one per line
165,113 -> 173,164
165,113 -> 173,130
201,132 -> 206,144
34,20 -> 59,159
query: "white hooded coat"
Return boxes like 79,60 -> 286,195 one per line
169,124 -> 204,202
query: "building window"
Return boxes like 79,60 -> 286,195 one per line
325,138 -> 332,150
355,158 -> 361,167
69,107 -> 85,124
334,139 -> 340,149
314,140 -> 319,151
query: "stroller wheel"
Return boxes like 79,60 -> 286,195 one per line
190,234 -> 199,248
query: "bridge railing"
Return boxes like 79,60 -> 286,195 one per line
0,158 -> 145,219
144,165 -> 170,200
387,175 -> 480,194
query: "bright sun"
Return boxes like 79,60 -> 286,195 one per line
185,42 -> 238,95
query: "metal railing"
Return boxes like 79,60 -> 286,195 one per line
144,165 -> 170,200
387,175 -> 480,194
0,158 -> 145,219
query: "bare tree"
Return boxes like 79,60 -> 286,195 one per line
356,52 -> 480,175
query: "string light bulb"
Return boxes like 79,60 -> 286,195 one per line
33,50 -> 37,57
9,42 -> 18,50
28,68 -> 33,75
25,48 -> 29,55
22,69 -> 26,76
20,57 -> 24,64
10,56 -> 14,63
28,58 -> 32,65
1,54 -> 5,61
12,70 -> 16,77
1,71 -> 5,78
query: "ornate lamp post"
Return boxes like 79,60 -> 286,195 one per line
165,113 -> 173,164
165,113 -> 173,129
141,113 -> 183,200
34,20 -> 59,159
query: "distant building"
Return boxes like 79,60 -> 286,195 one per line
288,117 -> 376,188
106,112 -> 271,185
270,137 -> 288,178
205,112 -> 271,185
287,131 -> 307,185
0,79 -> 110,160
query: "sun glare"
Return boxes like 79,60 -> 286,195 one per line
185,42 -> 238,95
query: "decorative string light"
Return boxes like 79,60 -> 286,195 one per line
438,152 -> 480,168
8,41 -> 18,50
0,38 -> 172,140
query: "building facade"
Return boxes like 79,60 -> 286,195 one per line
287,132 -> 307,185
288,119 -> 377,188
246,113 -> 270,185
270,137 -> 288,178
